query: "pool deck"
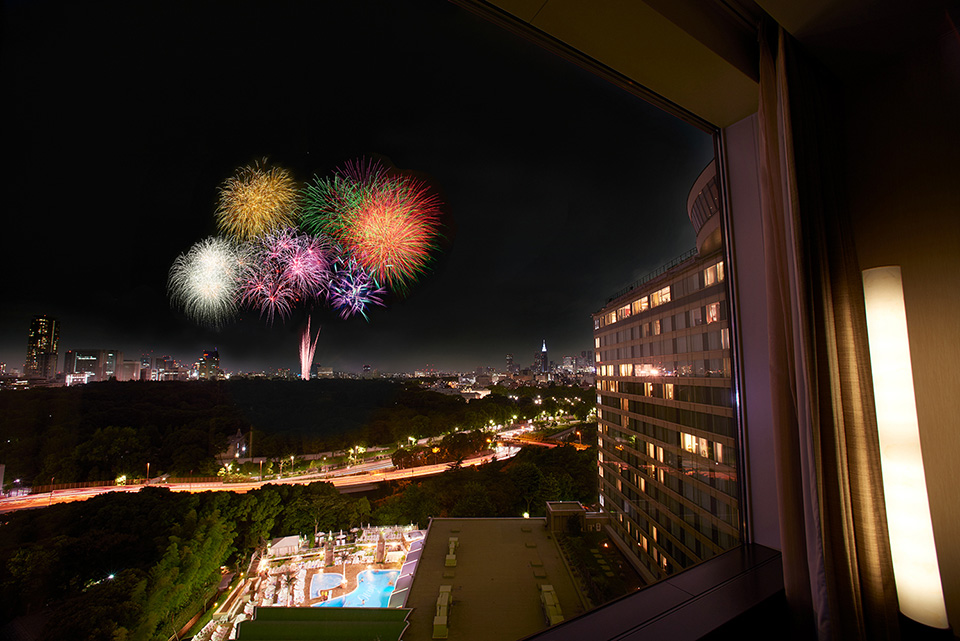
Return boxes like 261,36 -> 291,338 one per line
402,518 -> 587,641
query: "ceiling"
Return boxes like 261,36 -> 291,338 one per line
453,0 -> 955,129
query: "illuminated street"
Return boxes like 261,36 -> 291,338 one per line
0,446 -> 519,514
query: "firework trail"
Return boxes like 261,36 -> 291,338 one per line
238,228 -> 336,323
301,159 -> 441,293
299,316 -> 321,380
217,160 -> 300,241
167,237 -> 244,327
326,258 -> 386,320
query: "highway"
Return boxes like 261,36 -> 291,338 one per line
0,446 -> 520,514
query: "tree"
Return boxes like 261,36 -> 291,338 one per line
509,461 -> 545,513
451,482 -> 496,517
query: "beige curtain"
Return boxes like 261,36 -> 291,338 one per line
756,20 -> 900,641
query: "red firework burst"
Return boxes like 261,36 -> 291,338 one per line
340,173 -> 441,292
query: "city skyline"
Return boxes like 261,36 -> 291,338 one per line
1,0 -> 713,374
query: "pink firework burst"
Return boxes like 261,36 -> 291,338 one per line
238,228 -> 336,322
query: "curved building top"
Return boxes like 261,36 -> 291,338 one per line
687,160 -> 721,255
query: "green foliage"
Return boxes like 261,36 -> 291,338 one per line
372,443 -> 599,524
0,380 -> 595,487
0,480 -> 376,639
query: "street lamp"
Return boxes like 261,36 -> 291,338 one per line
146,462 -> 150,485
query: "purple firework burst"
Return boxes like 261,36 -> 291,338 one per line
327,258 -> 386,320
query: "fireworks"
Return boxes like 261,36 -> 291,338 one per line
217,161 -> 300,241
301,159 -> 441,293
327,258 -> 386,320
168,156 -> 444,338
167,237 -> 244,327
238,228 -> 335,323
299,316 -> 321,380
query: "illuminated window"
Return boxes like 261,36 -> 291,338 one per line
617,304 -> 632,321
632,296 -> 649,314
706,302 -> 720,324
620,363 -> 633,376
595,337 -> 600,348
704,261 -> 725,286
653,319 -> 661,335
644,382 -> 653,396
650,285 -> 671,307
664,383 -> 674,399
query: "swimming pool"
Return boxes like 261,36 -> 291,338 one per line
315,569 -> 399,608
309,573 -> 344,599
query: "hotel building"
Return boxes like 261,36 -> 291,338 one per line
593,162 -> 738,583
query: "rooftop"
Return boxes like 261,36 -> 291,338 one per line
402,517 -> 588,641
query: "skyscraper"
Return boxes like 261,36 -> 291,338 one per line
593,161 -> 737,584
198,349 -> 222,380
540,340 -> 548,374
24,315 -> 59,379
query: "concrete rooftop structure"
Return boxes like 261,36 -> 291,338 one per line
402,518 -> 589,641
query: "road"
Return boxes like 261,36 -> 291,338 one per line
0,446 -> 520,514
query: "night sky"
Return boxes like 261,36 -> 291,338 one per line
1,0 -> 714,374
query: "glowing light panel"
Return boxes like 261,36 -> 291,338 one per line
863,265 -> 948,629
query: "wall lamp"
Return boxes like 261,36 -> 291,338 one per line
862,265 -> 948,629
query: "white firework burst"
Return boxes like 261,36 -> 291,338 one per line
168,237 -> 244,327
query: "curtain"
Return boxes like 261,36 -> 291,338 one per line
756,20 -> 900,641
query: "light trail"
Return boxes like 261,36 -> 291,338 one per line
0,448 -> 519,513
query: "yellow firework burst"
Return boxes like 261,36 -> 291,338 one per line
216,161 -> 299,241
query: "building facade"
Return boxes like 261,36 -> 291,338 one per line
593,162 -> 738,584
24,315 -> 59,379
63,349 -> 122,383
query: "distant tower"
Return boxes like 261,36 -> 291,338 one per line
540,340 -> 548,373
506,354 -> 514,370
24,315 -> 59,379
